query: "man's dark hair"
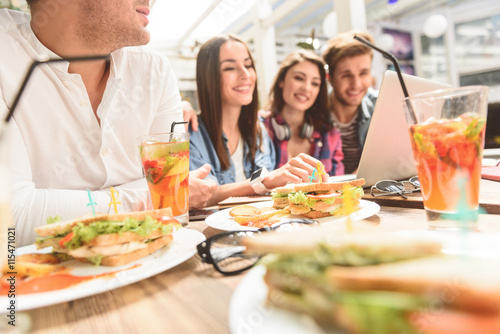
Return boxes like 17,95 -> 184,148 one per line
322,30 -> 375,75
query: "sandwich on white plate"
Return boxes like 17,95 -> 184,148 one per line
35,207 -> 181,266
271,178 -> 365,218
243,225 -> 500,334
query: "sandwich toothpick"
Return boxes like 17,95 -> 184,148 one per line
109,187 -> 122,214
316,162 -> 325,184
86,189 -> 97,217
308,168 -> 317,184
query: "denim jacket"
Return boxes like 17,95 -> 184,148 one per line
357,87 -> 378,151
189,119 -> 276,185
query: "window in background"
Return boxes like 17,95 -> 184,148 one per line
383,28 -> 415,75
419,34 -> 449,84
455,14 -> 500,75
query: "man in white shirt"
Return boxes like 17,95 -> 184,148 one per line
0,1 -> 216,246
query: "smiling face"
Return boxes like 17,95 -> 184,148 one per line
219,40 -> 256,110
330,54 -> 373,108
76,0 -> 151,52
279,60 -> 321,114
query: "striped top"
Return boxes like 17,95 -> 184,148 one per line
332,111 -> 361,174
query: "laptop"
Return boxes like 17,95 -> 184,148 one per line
334,70 -> 450,187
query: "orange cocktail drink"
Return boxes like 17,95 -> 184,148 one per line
409,114 -> 485,211
138,133 -> 189,225
404,86 -> 488,229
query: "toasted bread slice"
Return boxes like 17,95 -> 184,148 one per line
272,197 -> 289,209
273,184 -> 295,195
77,234 -> 174,267
35,207 -> 174,237
289,203 -> 311,215
300,210 -> 332,219
84,223 -> 179,247
328,256 -> 500,314
244,228 -> 442,259
36,221 -> 180,251
293,178 -> 365,193
265,273 -> 338,328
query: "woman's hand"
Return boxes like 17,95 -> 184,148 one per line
262,153 -> 328,189
182,100 -> 198,132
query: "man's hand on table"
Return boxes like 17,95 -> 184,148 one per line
189,164 -> 217,209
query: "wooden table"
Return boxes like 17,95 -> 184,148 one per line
23,201 -> 500,333
363,179 -> 500,214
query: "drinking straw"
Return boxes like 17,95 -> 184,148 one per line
86,189 -> 97,217
353,35 -> 417,125
170,121 -> 188,133
109,187 -> 122,214
169,121 -> 188,141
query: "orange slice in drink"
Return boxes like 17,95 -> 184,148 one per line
165,157 -> 189,188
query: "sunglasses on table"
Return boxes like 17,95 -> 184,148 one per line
370,176 -> 420,199
196,218 -> 318,276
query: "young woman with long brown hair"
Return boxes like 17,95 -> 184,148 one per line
189,35 -> 326,206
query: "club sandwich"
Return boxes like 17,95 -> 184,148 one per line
35,208 -> 181,266
243,226 -> 500,333
271,178 -> 366,218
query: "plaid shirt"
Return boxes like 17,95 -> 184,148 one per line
263,115 -> 344,176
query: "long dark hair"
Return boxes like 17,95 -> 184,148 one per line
267,50 -> 332,132
196,34 -> 261,171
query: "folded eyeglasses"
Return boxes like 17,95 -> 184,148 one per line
196,218 -> 318,275
370,176 -> 420,199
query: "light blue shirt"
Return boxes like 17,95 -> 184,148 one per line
189,119 -> 276,185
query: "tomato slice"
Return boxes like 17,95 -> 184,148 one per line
307,191 -> 341,200
58,231 -> 74,248
414,310 -> 500,334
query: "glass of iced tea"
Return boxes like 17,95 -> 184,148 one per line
403,86 -> 489,230
138,133 -> 189,226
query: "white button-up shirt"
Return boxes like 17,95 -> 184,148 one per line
0,10 -> 183,245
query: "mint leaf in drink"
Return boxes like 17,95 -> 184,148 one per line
161,156 -> 179,176
465,117 -> 486,140
143,159 -> 165,185
413,132 -> 438,158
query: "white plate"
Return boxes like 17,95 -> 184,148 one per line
205,200 -> 380,231
229,232 -> 500,334
229,265 -> 340,334
0,228 -> 205,313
